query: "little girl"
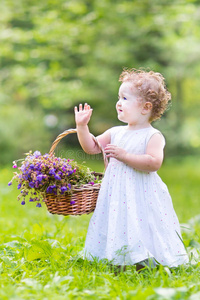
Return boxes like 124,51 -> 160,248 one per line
74,68 -> 188,268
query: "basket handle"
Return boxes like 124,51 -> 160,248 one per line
49,128 -> 108,169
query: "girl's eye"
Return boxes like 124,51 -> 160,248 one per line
118,96 -> 127,101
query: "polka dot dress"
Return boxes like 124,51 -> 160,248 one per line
84,126 -> 189,267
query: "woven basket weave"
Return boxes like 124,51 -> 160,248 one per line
44,128 -> 107,216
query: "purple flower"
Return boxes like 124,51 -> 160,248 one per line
21,165 -> 25,171
49,169 -> 56,176
35,162 -> 42,169
68,170 -> 75,175
46,185 -> 57,194
13,164 -> 17,169
46,187 -> 52,193
36,174 -> 43,182
33,151 -> 41,158
11,150 -> 98,210
60,186 -> 68,194
54,174 -> 61,181
29,182 -> 35,188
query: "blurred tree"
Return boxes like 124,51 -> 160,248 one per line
0,0 -> 200,164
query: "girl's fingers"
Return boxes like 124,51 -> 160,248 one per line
105,145 -> 116,150
84,103 -> 91,110
74,103 -> 92,112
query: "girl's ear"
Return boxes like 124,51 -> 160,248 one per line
142,102 -> 152,115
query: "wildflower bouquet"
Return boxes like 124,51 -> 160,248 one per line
9,150 -> 100,211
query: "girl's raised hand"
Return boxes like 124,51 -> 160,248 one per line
74,103 -> 93,126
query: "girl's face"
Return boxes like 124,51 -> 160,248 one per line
116,82 -> 144,125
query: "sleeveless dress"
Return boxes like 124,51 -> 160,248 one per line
84,126 -> 188,267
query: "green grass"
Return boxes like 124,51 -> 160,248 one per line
1,156 -> 200,299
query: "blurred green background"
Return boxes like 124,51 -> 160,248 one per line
1,0 -> 200,165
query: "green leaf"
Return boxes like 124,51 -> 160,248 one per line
24,240 -> 52,262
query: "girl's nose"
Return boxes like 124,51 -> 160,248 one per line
116,100 -> 120,109
117,98 -> 122,105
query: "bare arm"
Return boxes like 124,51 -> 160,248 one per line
104,133 -> 165,172
74,103 -> 110,154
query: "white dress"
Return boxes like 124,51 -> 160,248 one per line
84,126 -> 189,267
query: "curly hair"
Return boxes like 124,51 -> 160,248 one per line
119,68 -> 171,122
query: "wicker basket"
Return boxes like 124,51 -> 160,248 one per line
44,128 -> 108,216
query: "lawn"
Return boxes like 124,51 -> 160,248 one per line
0,156 -> 200,299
